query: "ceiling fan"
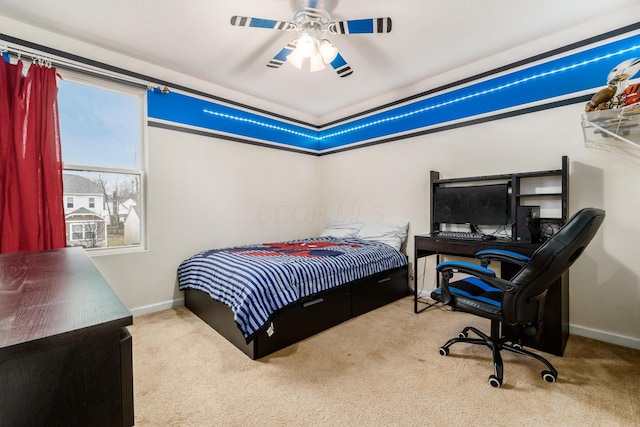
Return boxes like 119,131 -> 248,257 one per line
230,0 -> 392,77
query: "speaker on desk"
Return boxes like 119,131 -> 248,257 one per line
516,206 -> 541,243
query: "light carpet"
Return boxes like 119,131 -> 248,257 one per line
129,297 -> 640,426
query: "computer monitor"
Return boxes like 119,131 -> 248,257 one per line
433,183 -> 510,226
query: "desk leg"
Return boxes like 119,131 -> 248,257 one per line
414,253 -> 439,314
414,254 -> 419,313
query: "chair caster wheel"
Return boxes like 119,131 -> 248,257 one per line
542,370 -> 557,383
512,342 -> 523,350
488,375 -> 502,388
439,347 -> 449,356
458,331 -> 468,338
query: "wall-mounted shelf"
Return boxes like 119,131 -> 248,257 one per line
581,105 -> 640,166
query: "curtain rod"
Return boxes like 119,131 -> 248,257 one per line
0,34 -> 160,91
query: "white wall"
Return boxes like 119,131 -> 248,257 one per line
319,106 -> 640,348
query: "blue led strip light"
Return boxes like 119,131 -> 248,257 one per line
147,92 -> 320,150
147,33 -> 640,152
318,34 -> 640,150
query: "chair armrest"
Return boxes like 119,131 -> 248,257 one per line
435,260 -> 519,305
436,260 -> 496,279
475,249 -> 530,268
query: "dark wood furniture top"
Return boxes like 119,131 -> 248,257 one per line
415,235 -> 541,258
0,247 -> 132,357
0,247 -> 134,427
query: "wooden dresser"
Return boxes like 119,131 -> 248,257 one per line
0,247 -> 133,427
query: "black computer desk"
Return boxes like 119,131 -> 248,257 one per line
414,234 -> 568,356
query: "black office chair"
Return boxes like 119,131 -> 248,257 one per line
431,207 -> 606,387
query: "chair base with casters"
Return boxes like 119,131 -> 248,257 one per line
437,317 -> 558,388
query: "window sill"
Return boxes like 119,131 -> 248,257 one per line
84,245 -> 148,257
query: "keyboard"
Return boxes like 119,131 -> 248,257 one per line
435,231 -> 485,239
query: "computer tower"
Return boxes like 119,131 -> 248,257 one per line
516,206 -> 541,243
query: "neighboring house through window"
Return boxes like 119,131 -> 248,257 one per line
62,174 -> 109,248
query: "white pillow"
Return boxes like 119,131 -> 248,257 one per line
356,221 -> 409,251
320,216 -> 364,238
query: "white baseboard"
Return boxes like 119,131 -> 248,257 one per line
130,297 -> 184,317
413,287 -> 432,298
570,324 -> 640,350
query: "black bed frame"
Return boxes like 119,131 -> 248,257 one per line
184,265 -> 409,359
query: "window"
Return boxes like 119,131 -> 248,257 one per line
58,71 -> 146,251
69,222 -> 100,245
71,223 -> 83,240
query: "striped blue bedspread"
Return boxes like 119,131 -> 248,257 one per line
177,237 -> 407,340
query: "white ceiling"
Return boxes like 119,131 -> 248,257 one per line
0,0 -> 638,122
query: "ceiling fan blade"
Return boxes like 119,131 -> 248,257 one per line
328,52 -> 353,78
329,17 -> 392,34
230,15 -> 296,31
267,40 -> 298,69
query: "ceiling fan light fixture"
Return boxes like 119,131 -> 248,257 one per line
287,49 -> 305,69
319,39 -> 338,64
296,33 -> 317,58
309,53 -> 326,72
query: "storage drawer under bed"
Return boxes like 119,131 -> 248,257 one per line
351,267 -> 409,317
254,285 -> 352,358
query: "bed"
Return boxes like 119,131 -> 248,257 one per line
178,220 -> 409,359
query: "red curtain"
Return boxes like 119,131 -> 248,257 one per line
0,58 -> 66,253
